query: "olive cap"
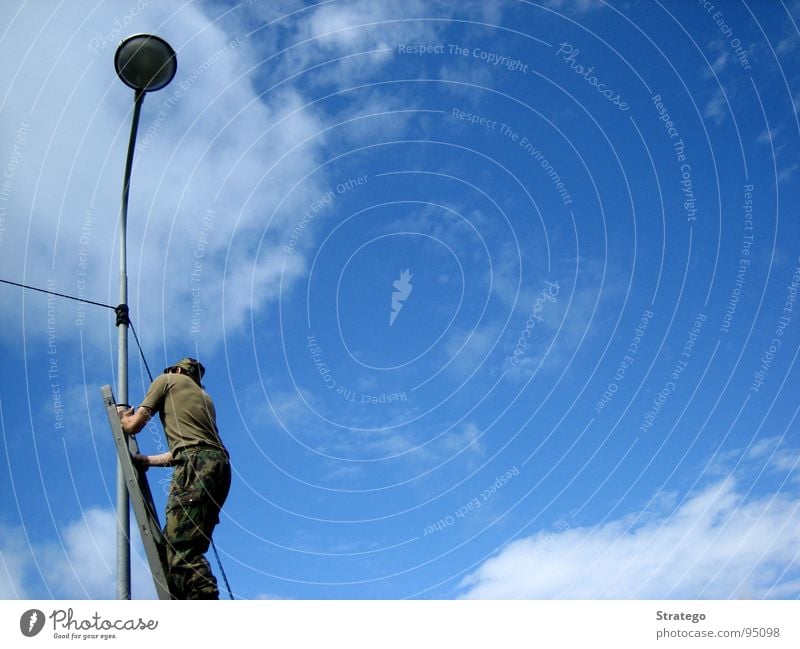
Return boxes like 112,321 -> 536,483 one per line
164,357 -> 205,381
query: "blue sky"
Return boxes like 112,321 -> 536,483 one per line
1,0 -> 800,600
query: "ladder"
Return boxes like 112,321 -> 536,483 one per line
100,384 -> 171,599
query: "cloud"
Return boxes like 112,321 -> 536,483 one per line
777,163 -> 799,185
321,462 -> 367,481
39,507 -> 124,599
254,591 -> 291,599
0,526 -> 31,598
703,89 -> 727,125
257,0 -> 438,90
702,40 -> 730,77
38,380 -> 105,441
444,323 -> 501,376
756,126 -> 781,146
322,86 -> 423,145
543,0 -> 605,13
776,31 -> 799,55
437,59 -> 496,91
748,436 -> 800,481
313,416 -> 488,475
255,0 -> 510,90
0,507 -> 156,599
441,421 -> 485,457
459,474 -> 800,598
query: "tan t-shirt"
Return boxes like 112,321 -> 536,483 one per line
139,373 -> 226,457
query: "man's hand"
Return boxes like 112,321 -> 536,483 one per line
131,451 -> 172,469
118,406 -> 151,435
131,453 -> 150,471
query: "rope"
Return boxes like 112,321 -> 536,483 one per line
2,275 -> 235,600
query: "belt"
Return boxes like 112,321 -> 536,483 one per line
174,444 -> 229,461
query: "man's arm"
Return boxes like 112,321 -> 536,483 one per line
117,406 -> 153,435
132,452 -> 173,469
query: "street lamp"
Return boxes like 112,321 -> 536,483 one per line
113,34 -> 176,600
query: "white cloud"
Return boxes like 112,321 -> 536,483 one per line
437,59 -> 496,91
748,436 -> 800,481
444,322 -> 504,378
702,40 -> 729,77
777,163 -> 799,185
307,2 -> 397,51
39,507 -> 123,599
257,0 -> 510,90
322,86 -> 423,145
703,89 -> 727,125
776,32 -> 799,55
254,591 -> 291,599
0,526 -> 31,598
360,430 -> 421,457
51,506 -> 157,599
543,0 -> 605,13
711,50 -> 729,74
315,417 -> 488,472
441,422 -> 485,456
0,507 -> 156,599
459,475 -> 800,598
756,126 -> 780,145
321,462 -> 367,483
38,380 -> 104,441
259,0 -> 438,90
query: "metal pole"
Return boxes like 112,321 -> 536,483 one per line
117,89 -> 144,600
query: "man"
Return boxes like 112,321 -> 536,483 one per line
118,357 -> 231,600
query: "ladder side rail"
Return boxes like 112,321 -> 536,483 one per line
101,384 -> 171,600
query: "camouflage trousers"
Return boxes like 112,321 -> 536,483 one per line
163,446 -> 231,600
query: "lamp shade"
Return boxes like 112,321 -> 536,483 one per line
114,34 -> 177,93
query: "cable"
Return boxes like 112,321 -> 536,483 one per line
3,278 -> 155,394
210,539 -> 234,600
0,278 -> 115,310
128,320 -> 155,383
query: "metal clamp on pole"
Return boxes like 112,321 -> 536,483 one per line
115,304 -> 130,327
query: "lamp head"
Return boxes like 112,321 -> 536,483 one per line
115,34 -> 176,93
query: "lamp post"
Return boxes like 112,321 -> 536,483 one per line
113,34 -> 176,600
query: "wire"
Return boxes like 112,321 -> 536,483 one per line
3,278 -> 155,391
211,539 -> 235,600
128,320 -> 154,383
0,278 -> 116,310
